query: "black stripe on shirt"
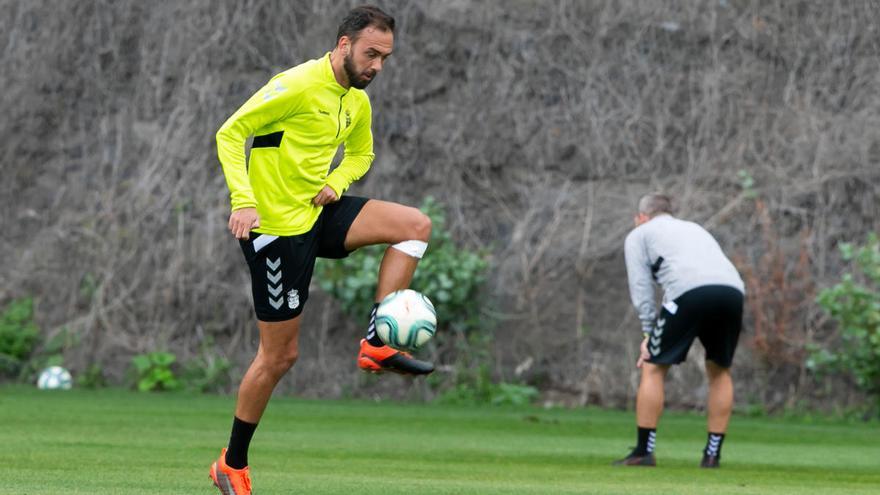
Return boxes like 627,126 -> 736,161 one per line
252,131 -> 284,148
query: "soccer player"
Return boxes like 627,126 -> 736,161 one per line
210,6 -> 433,494
614,193 -> 745,468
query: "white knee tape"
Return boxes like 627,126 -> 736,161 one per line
391,240 -> 428,259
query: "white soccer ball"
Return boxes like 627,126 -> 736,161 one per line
375,289 -> 437,351
37,366 -> 73,390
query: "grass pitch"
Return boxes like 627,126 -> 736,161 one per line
1,385 -> 878,494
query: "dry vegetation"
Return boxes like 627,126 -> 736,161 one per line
2,0 -> 879,411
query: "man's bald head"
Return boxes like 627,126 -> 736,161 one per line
637,193 -> 673,218
633,193 -> 673,227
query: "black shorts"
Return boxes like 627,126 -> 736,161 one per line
647,285 -> 744,368
239,196 -> 369,322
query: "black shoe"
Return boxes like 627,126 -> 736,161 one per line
612,451 -> 656,467
700,453 -> 720,468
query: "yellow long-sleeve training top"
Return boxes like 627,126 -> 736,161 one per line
216,52 -> 375,236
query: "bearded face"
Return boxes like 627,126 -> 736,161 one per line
338,26 -> 393,89
343,50 -> 377,89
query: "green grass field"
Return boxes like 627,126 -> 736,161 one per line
1,386 -> 878,494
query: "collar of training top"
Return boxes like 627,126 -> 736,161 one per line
323,52 -> 350,95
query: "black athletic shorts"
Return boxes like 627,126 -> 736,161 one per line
239,196 -> 369,322
647,285 -> 744,368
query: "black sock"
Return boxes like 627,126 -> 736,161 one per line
365,303 -> 384,346
633,427 -> 657,456
704,432 -> 725,458
225,416 -> 258,469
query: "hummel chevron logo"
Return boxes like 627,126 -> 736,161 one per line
707,434 -> 722,456
262,81 -> 287,101
651,336 -> 661,346
657,318 -> 666,327
650,346 -> 661,356
266,257 -> 282,309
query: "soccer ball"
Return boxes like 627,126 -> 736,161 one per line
375,289 -> 437,351
37,366 -> 73,390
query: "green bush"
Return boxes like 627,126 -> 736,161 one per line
315,196 -> 489,334
130,352 -> 181,392
315,197 -> 520,402
809,234 -> 880,411
19,326 -> 79,382
78,364 -> 107,389
0,298 -> 40,377
438,375 -> 539,406
182,354 -> 232,393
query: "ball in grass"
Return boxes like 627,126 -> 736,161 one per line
37,366 -> 73,390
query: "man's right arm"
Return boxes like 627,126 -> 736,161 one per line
215,74 -> 304,212
624,230 -> 657,335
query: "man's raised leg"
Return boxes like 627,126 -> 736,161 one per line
344,199 -> 431,298
345,200 -> 434,374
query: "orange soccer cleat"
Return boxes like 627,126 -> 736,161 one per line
357,339 -> 434,375
210,448 -> 252,495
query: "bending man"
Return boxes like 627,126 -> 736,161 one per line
615,193 -> 744,468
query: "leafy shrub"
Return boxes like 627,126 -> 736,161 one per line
0,298 -> 40,377
315,196 -> 489,335
809,234 -> 880,411
316,197 -> 509,400
182,354 -> 232,393
78,364 -> 107,389
438,378 -> 539,407
19,326 -> 80,382
130,352 -> 181,392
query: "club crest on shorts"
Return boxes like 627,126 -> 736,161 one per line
287,289 -> 300,310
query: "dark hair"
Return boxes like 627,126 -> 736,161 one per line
336,5 -> 395,43
637,193 -> 673,217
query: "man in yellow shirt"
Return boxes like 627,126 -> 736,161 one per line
210,6 -> 432,494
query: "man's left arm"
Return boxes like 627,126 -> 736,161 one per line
325,98 -> 375,197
